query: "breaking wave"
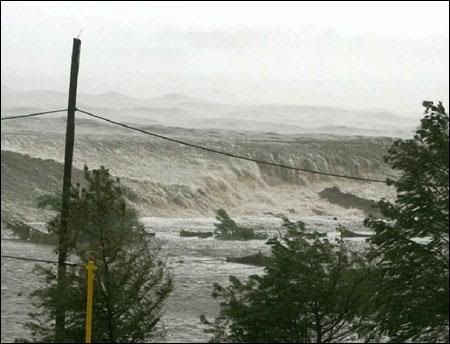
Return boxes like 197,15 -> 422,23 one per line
1,123 -> 397,218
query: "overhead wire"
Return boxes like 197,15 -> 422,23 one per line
1,254 -> 81,267
0,106 -> 391,183
1,109 -> 68,121
76,108 -> 389,183
1,107 -> 393,269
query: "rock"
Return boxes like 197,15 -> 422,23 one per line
340,229 -> 371,238
180,230 -> 213,238
319,186 -> 381,216
226,252 -> 269,266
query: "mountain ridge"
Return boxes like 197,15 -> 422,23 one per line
1,86 -> 417,137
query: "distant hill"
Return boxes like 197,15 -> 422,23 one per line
1,86 -> 417,137
78,91 -> 143,109
1,87 -> 145,111
153,93 -> 200,103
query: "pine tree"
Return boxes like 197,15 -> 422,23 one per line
23,166 -> 172,343
365,101 -> 449,342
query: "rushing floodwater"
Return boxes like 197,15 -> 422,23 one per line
1,215 -> 368,343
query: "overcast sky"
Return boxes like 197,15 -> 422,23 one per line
1,1 -> 449,115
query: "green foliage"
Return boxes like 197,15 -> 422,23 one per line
202,218 -> 370,343
365,101 -> 449,343
24,166 -> 172,343
213,208 -> 266,240
36,194 -> 61,210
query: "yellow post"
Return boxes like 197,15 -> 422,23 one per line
85,260 -> 97,343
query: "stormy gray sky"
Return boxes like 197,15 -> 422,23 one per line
1,1 -> 449,115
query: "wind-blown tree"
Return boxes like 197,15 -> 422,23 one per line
23,166 -> 172,343
213,208 -> 266,240
365,101 -> 449,342
201,217 -> 371,343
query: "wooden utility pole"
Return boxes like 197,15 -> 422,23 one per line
55,38 -> 81,343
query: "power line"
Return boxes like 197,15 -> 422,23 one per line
1,109 -> 68,121
76,108 -> 389,183
0,238 -> 28,242
1,254 -> 81,267
0,106 -> 391,183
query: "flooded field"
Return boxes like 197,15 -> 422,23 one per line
1,215 -> 367,342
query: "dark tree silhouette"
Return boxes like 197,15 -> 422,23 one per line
365,101 -> 449,342
23,166 -> 172,343
202,217 -> 370,343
